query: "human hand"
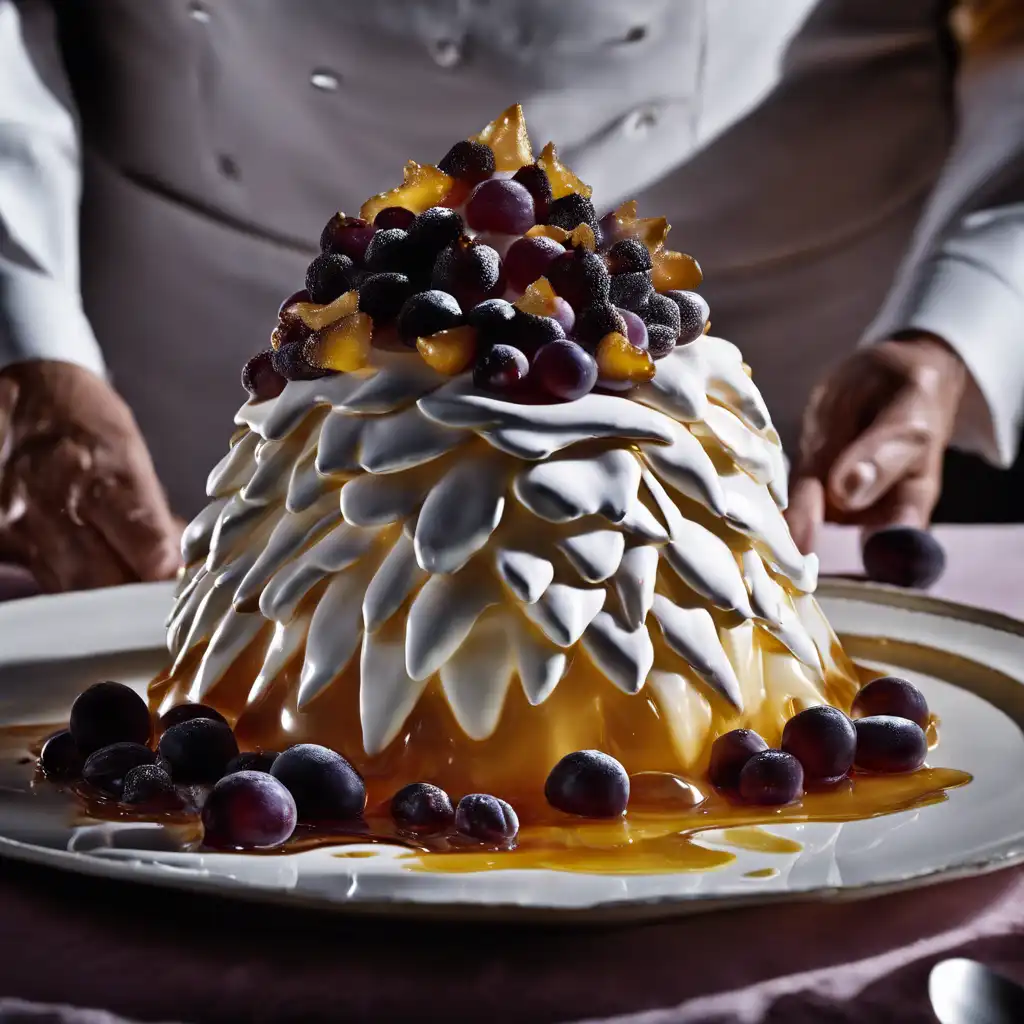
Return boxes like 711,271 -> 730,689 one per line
0,360 -> 182,591
785,335 -> 967,554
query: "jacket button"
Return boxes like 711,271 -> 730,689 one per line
310,70 -> 340,92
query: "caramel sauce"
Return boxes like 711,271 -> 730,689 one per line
744,868 -> 779,879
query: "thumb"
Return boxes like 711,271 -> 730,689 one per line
826,390 -> 928,513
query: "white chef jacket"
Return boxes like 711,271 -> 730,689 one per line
0,0 -> 1022,470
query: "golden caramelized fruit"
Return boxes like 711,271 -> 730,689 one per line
514,277 -> 559,317
416,325 -> 478,375
596,331 -> 656,383
305,312 -> 373,372
653,249 -> 703,291
471,103 -> 533,172
537,142 -> 593,200
288,290 -> 360,332
360,162 -> 453,223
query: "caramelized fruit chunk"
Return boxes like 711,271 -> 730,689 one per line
270,743 -> 366,822
320,214 -> 376,262
397,290 -> 463,345
288,289 -> 359,331
781,706 -> 856,784
203,770 -> 298,850
471,103 -> 533,172
851,677 -> 930,728
632,216 -> 671,251
70,681 -> 151,756
599,200 -> 638,246
862,527 -> 946,589
544,750 -> 629,817
305,253 -> 356,304
708,729 -> 768,790
511,163 -> 553,220
278,289 -> 310,318
738,749 -> 804,806
854,716 -> 929,773
360,161 -> 453,224
595,332 -> 655,384
514,276 -> 559,317
82,742 -> 157,798
652,249 -> 703,291
159,703 -> 229,731
39,730 -> 84,781
537,141 -> 592,199
305,312 -> 373,372
665,290 -> 709,345
455,793 -> 519,843
241,350 -> 287,402
158,718 -> 239,784
391,782 -> 456,834
417,325 -> 478,375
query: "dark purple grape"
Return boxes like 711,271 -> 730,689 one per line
738,749 -> 804,806
241,350 -> 286,401
390,782 -> 455,834
533,340 -> 598,402
546,249 -> 611,310
438,139 -> 495,184
406,207 -> 465,257
465,179 -> 536,235
546,193 -> 598,232
646,324 -> 678,360
781,706 -> 856,783
158,718 -> 239,784
854,716 -> 928,773
608,271 -> 653,312
618,308 -> 649,350
432,239 -> 503,309
665,290 -> 709,345
466,298 -> 516,342
504,236 -> 565,293
202,770 -> 297,849
474,343 -> 529,393
574,303 -> 627,350
512,312 -> 566,355
159,703 -> 229,731
373,206 -> 416,230
511,164 -> 553,221
708,729 -> 768,790
597,211 -> 622,248
455,793 -> 519,843
121,764 -> 184,810
862,528 -> 946,589
224,750 -> 281,776
270,743 -> 365,821
397,290 -> 463,345
363,228 -> 411,274
358,272 -> 414,324
304,253 -> 355,305
82,742 -> 157,798
544,749 -> 629,818
39,729 -> 84,781
606,238 -> 653,274
69,681 -> 152,756
851,676 -> 930,728
272,341 -> 323,381
550,297 -> 576,336
642,293 -> 682,335
277,289 -> 310,318
320,214 -> 376,262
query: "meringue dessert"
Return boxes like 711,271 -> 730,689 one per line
155,105 -> 866,811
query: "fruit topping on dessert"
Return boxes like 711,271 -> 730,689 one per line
544,750 -> 630,819
851,676 -> 930,727
390,783 -> 456,835
243,105 -> 706,402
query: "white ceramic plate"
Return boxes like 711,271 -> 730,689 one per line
0,580 -> 1021,922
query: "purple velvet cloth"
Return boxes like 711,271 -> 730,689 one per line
0,525 -> 1021,1024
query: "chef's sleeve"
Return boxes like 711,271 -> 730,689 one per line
864,0 -> 1024,468
0,0 -> 106,377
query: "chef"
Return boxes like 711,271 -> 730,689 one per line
0,0 -> 1021,591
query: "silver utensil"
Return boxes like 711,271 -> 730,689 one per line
929,958 -> 1024,1024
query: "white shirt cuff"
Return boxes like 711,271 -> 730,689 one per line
0,258 -> 106,378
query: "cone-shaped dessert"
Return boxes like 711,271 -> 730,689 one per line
156,106 -> 861,807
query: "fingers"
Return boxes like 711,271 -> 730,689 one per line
826,390 -> 928,513
82,467 -> 182,582
785,476 -> 825,555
